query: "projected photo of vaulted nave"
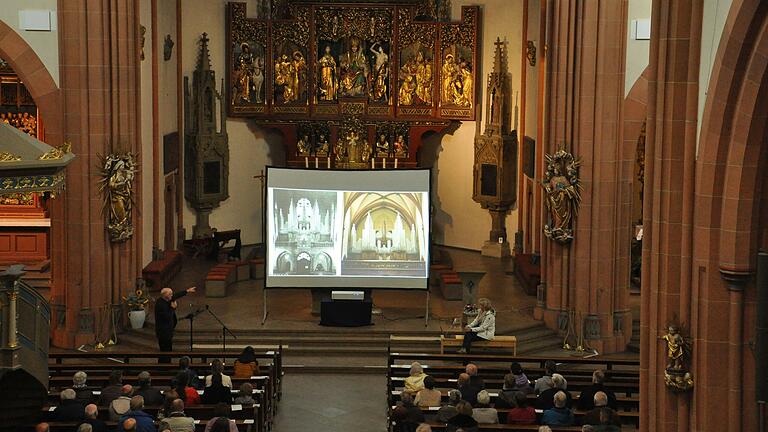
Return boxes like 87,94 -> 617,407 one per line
341,192 -> 428,277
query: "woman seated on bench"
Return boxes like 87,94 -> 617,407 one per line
458,298 -> 496,354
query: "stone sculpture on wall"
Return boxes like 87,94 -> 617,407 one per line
99,152 -> 137,243
659,323 -> 694,392
542,149 -> 582,244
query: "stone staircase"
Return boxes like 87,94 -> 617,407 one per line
119,323 -> 564,374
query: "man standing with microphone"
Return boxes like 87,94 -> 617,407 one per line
155,286 -> 196,362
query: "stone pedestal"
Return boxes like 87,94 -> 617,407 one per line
193,208 -> 214,239
481,240 -> 511,258
456,271 -> 485,305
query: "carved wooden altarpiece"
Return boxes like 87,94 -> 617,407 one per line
226,0 -> 480,169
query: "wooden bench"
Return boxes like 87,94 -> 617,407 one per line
141,250 -> 182,290
440,334 -> 517,355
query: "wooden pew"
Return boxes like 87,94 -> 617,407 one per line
43,419 -> 257,432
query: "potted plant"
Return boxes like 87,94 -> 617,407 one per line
124,287 -> 150,329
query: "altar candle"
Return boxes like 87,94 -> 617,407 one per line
394,158 -> 398,169
315,157 -> 319,169
382,158 -> 386,169
327,157 -> 331,169
304,157 -> 309,168
371,158 -> 375,169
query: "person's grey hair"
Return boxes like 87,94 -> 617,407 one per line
539,427 -> 553,432
448,389 -> 462,404
138,371 -> 151,384
476,390 -> 491,405
415,424 -> 432,432
551,373 -> 566,389
409,361 -> 423,376
592,369 -> 605,384
553,391 -> 567,408
73,371 -> 87,385
77,424 -> 92,432
61,389 -> 76,400
84,404 -> 98,418
593,391 -> 608,407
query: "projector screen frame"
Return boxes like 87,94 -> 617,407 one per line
262,165 -> 433,291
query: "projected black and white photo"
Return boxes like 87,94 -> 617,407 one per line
341,192 -> 428,277
269,189 -> 339,276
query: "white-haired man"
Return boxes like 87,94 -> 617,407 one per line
79,404 -> 107,432
535,373 -> 572,410
154,286 -> 196,362
541,391 -> 574,427
53,389 -> 85,421
582,391 -> 622,428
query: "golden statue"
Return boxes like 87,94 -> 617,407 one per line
297,134 -> 311,156
339,37 -> 369,97
542,150 -> 582,244
275,54 -> 296,103
455,60 -> 473,107
235,42 -> 256,103
442,53 -> 457,102
398,75 -> 416,105
660,325 -> 686,370
394,134 -> 408,157
375,134 -> 390,157
318,46 -> 338,101
659,324 -> 694,391
415,51 -> 432,104
334,137 -> 346,162
99,153 -> 137,242
291,51 -> 306,102
316,134 -> 330,156
370,43 -> 389,102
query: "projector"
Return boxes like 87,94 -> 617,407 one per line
332,290 -> 365,301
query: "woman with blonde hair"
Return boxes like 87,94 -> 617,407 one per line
458,297 -> 496,354
404,361 -> 427,394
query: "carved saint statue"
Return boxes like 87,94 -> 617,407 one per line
375,134 -> 390,156
252,56 -> 264,103
394,134 -> 408,157
291,51 -> 306,102
415,51 -> 432,104
544,166 -> 577,231
334,136 -> 346,162
339,37 -> 369,97
542,150 -> 582,244
297,134 -> 311,156
235,42 -> 256,103
318,45 -> 338,101
100,153 -> 137,242
660,326 -> 687,370
274,54 -> 295,102
316,134 -> 329,156
442,53 -> 457,102
370,43 -> 389,102
398,74 -> 416,105
455,59 -> 473,107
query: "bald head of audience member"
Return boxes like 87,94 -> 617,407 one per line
77,424 -> 92,432
465,363 -> 478,376
457,372 -> 470,387
593,391 -> 608,408
171,398 -> 185,414
84,404 -> 98,419
123,418 -> 137,432
130,395 -> 145,411
60,388 -> 76,401
35,423 -> 49,432
121,384 -> 133,397
553,391 -> 567,409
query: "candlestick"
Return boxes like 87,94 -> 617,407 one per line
371,158 -> 375,169
327,157 -> 331,169
315,157 -> 319,169
304,156 -> 309,168
394,158 -> 398,169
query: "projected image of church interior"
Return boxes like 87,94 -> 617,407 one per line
341,192 -> 428,277
271,189 -> 338,275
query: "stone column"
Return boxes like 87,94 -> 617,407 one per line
54,0 -> 143,348
639,1 -> 702,431
536,0 -> 632,353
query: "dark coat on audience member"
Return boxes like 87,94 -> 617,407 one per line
392,401 -> 426,432
494,389 -> 518,409
80,418 -> 108,432
73,387 -> 95,405
459,376 -> 485,406
541,406 -> 575,427
135,384 -> 164,407
535,387 -> 573,411
98,384 -> 123,406
582,406 -> 622,428
436,404 -> 459,423
202,383 -> 233,405
52,399 -> 85,421
446,413 -> 479,432
576,383 -> 619,411
118,410 -> 156,432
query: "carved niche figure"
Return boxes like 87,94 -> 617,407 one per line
658,324 -> 694,391
399,75 -> 416,105
542,150 -> 582,244
442,52 -> 473,107
292,51 -> 307,101
399,48 -> 431,105
235,43 -> 256,103
297,134 -> 312,156
99,153 -> 138,242
441,53 -> 456,102
339,37 -> 369,97
316,133 -> 330,156
394,134 -> 409,157
415,51 -> 433,104
369,42 -> 389,102
375,134 -> 390,157
318,45 -> 338,101
275,54 -> 295,102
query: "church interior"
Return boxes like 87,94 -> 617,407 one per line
0,0 -> 766,431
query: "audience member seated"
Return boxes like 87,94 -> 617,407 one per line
446,400 -> 479,432
109,385 -> 133,421
158,399 -> 196,432
36,423 -> 50,432
208,417 -> 232,432
77,423 -> 92,432
510,362 -> 533,394
176,356 -> 202,390
404,361 -> 427,395
158,390 -> 179,420
535,360 -> 567,394
73,371 -> 95,405
541,391 -> 575,427
202,373 -> 234,405
581,391 -> 622,429
204,403 -> 238,432
415,424 -> 432,432
205,359 -> 233,388
576,370 -> 618,411
53,389 -> 85,422
496,374 -> 521,408
392,391 -> 426,432
436,389 -> 462,423
539,427 -> 553,432
118,396 -> 155,432
98,370 -> 124,406
80,404 -> 108,432
471,390 -> 499,424
122,418 -> 136,432
233,346 -> 260,378
458,364 -> 485,406
134,371 -> 164,407
505,391 -> 536,425
415,376 -> 442,407
173,372 -> 201,407
233,383 -> 255,405
535,373 -> 572,410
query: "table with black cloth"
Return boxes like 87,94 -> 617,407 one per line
320,298 -> 373,326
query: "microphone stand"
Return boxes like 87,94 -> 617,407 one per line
205,305 -> 237,354
180,306 -> 206,351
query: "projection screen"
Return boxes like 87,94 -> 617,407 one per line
265,167 -> 430,289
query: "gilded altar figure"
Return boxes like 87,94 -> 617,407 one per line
316,134 -> 329,156
252,56 -> 264,103
339,38 -> 369,97
360,136 -> 372,163
415,51 -> 432,104
275,54 -> 296,103
291,51 -> 307,102
399,75 -> 416,105
658,324 -> 694,391
235,43 -> 256,103
542,150 -> 582,244
442,53 -> 457,103
394,134 -> 408,157
297,134 -> 311,156
370,43 -> 389,102
99,153 -> 137,242
375,134 -> 390,156
455,60 -> 473,107
318,46 -> 338,101
334,137 -> 346,162
660,325 -> 687,370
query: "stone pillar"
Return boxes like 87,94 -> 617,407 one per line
54,1 -> 143,348
536,0 -> 632,353
639,1 -> 702,431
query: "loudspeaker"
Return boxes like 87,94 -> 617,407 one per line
757,252 -> 768,401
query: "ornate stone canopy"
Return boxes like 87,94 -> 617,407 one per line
0,122 -> 74,195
